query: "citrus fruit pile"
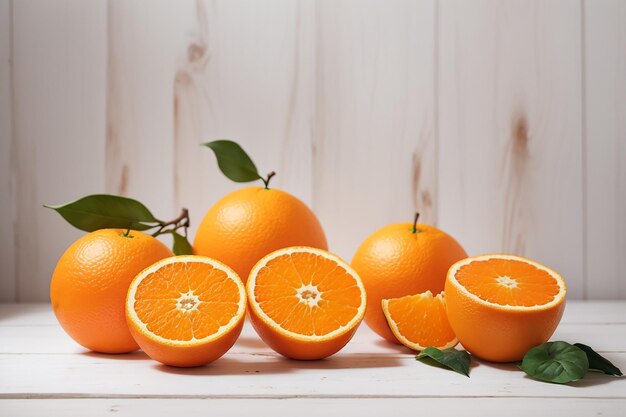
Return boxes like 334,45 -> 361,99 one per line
48,140 -> 568,368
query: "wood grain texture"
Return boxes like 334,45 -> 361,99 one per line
314,0 -> 436,261
0,0 -> 15,301
584,0 -> 626,299
10,0 -> 107,301
3,398 -> 626,417
1,302 -> 625,401
106,0 -> 187,221
437,0 -> 585,297
173,0 -> 315,243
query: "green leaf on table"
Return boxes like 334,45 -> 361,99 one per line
171,231 -> 194,256
416,347 -> 471,377
44,194 -> 159,232
519,341 -> 589,384
574,343 -> 623,376
203,140 -> 262,183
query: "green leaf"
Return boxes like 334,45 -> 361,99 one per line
44,194 -> 159,232
416,347 -> 471,377
171,231 -> 194,256
519,341 -> 589,384
574,343 -> 623,376
203,140 -> 262,183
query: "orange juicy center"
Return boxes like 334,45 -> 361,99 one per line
455,259 -> 561,306
387,293 -> 455,347
133,262 -> 241,341
253,252 -> 362,336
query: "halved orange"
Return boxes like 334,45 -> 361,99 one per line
445,254 -> 567,362
382,291 -> 458,351
247,246 -> 366,360
125,255 -> 246,367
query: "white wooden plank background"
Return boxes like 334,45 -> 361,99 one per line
9,0 -> 107,301
0,0 -> 15,302
314,0 -> 436,260
172,0 -> 317,236
584,0 -> 626,299
1,0 -> 625,301
437,0 -> 584,298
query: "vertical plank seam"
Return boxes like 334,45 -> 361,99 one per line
580,0 -> 588,300
8,0 -> 18,302
311,0 -> 319,212
433,0 -> 440,226
103,0 -> 109,195
279,0 -> 302,188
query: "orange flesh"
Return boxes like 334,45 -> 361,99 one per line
386,294 -> 456,347
133,262 -> 240,341
454,259 -> 561,306
253,252 -> 362,336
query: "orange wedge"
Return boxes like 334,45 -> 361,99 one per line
445,254 -> 567,362
125,255 -> 246,367
247,246 -> 366,360
382,291 -> 458,351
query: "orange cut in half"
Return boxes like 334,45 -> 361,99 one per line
382,291 -> 458,351
445,254 -> 567,362
247,246 -> 367,360
126,255 -> 246,367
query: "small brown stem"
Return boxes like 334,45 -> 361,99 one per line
412,212 -> 420,234
152,208 -> 190,237
262,171 -> 276,189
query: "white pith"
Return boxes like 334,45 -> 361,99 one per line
447,254 -> 567,311
126,255 -> 246,346
496,275 -> 518,289
247,246 -> 367,342
176,290 -> 201,312
296,284 -> 322,308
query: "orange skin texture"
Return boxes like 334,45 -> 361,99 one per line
351,223 -> 467,343
445,278 -> 566,363
247,299 -> 361,360
194,187 -> 328,282
50,229 -> 173,353
126,310 -> 245,367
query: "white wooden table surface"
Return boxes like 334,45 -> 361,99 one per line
1,301 -> 625,416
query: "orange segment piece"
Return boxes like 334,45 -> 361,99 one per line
126,256 -> 246,367
382,291 -> 458,351
247,246 -> 367,360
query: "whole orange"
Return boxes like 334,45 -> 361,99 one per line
193,187 -> 327,282
351,222 -> 467,343
50,229 -> 173,353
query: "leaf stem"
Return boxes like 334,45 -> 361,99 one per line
262,171 -> 276,190
152,208 -> 190,237
412,212 -> 420,234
